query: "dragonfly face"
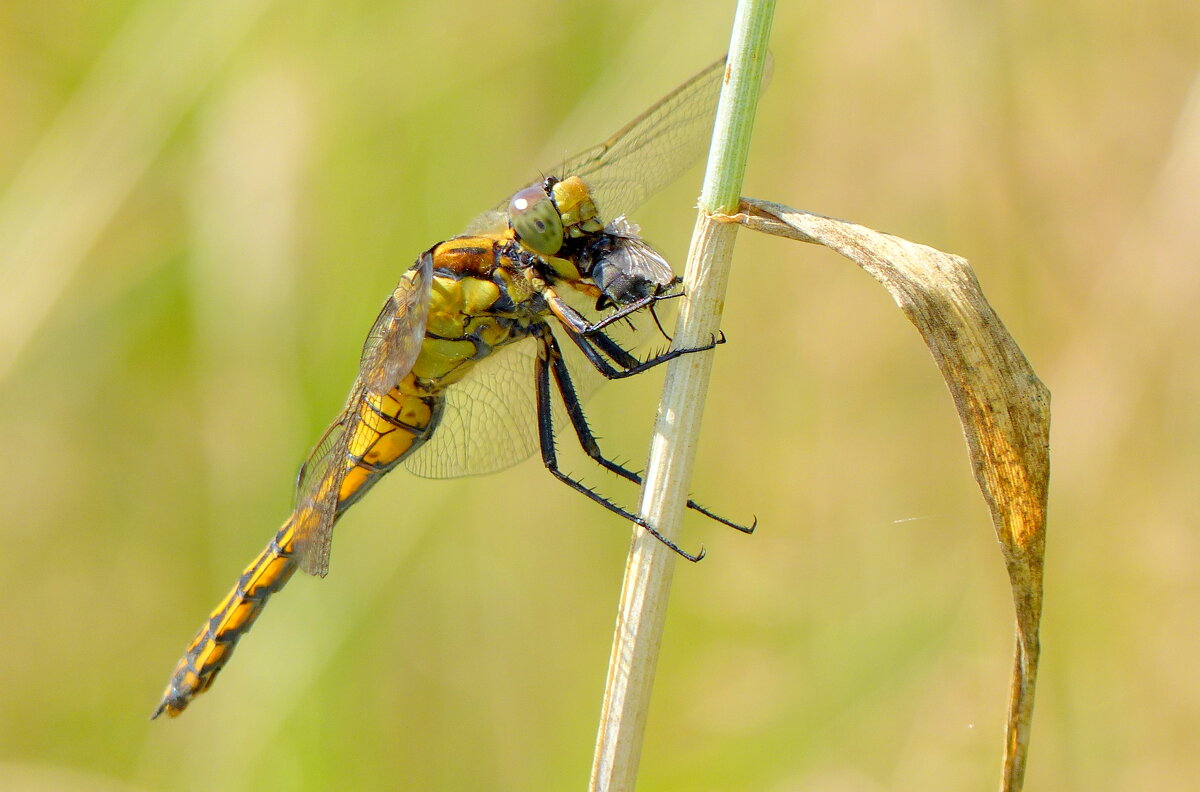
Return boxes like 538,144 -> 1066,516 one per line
507,175 -> 676,312
153,57 -> 751,719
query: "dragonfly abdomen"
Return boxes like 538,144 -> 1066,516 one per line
334,386 -> 443,510
152,518 -> 300,718
152,389 -> 440,719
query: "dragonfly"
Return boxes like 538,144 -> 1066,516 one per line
152,56 -> 753,719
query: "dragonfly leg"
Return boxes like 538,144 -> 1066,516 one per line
581,289 -> 684,335
572,325 -> 641,369
564,325 -> 726,381
545,329 -> 754,535
533,330 -> 706,562
542,283 -> 721,378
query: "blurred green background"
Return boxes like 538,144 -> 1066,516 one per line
1,1 -> 1197,790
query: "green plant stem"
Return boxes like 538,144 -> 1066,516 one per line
588,3 -> 774,790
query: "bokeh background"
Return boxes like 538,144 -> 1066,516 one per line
1,1 -> 1197,790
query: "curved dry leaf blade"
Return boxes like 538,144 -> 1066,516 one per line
729,197 -> 1049,792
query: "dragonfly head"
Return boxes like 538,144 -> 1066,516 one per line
509,176 -> 674,311
508,176 -> 604,257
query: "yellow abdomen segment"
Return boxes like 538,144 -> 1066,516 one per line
153,391 -> 440,718
152,519 -> 300,718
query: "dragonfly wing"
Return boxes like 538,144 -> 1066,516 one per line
554,57 -> 728,221
411,56 -> 750,478
403,288 -> 674,480
294,254 -> 434,575
292,406 -> 354,577
402,335 -> 544,478
463,208 -> 508,237
475,57 -> 727,231
361,253 -> 433,397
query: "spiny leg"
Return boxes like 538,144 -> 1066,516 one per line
542,284 -> 721,378
564,324 -> 725,381
584,289 -> 684,335
545,329 -> 754,535
575,324 -> 641,369
533,329 -> 705,562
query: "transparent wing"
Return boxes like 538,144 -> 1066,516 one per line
402,335 -> 548,478
410,57 -> 732,477
463,209 -> 508,237
468,57 -> 727,232
360,254 -> 433,396
403,290 -> 672,480
552,56 -> 728,221
292,405 -> 355,577
601,217 -> 676,288
290,256 -> 432,575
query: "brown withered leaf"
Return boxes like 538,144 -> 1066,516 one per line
723,198 -> 1049,792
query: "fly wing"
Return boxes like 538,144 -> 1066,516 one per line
292,406 -> 355,577
360,253 -> 433,397
601,216 -> 676,289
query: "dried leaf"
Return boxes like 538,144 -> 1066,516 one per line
727,197 -> 1049,792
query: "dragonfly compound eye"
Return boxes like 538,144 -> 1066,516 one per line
508,184 -> 564,256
